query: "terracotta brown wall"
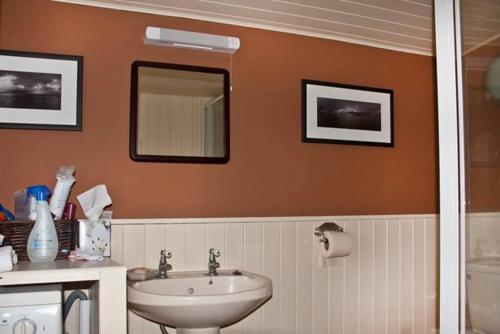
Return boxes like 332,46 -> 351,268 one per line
0,0 -> 437,218
465,38 -> 500,212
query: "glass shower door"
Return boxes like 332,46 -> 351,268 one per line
459,1 -> 500,333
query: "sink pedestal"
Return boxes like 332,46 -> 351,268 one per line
177,327 -> 220,334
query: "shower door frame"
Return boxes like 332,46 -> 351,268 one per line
435,0 -> 467,333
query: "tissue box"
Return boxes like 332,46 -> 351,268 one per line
79,221 -> 111,257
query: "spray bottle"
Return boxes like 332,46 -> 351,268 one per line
27,185 -> 58,262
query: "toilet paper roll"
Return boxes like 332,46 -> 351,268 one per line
320,231 -> 352,258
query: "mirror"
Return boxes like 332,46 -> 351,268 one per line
130,61 -> 229,163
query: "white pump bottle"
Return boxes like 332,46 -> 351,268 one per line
27,186 -> 58,262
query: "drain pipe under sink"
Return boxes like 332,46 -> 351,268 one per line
63,290 -> 90,334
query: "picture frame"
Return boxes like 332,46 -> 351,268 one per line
302,79 -> 393,147
0,50 -> 83,131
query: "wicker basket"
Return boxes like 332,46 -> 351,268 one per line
0,220 -> 79,261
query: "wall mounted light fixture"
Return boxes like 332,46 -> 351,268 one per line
144,26 -> 240,54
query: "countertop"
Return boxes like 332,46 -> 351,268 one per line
0,258 -> 125,285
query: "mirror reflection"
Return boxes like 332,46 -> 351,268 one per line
130,62 -> 229,163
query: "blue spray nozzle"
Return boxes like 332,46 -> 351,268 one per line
26,185 -> 51,201
0,204 -> 15,221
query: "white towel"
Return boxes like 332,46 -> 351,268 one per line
0,246 -> 14,272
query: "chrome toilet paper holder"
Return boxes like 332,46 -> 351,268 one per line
314,222 -> 344,246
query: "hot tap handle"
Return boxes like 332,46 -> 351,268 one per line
160,249 -> 172,259
209,248 -> 221,257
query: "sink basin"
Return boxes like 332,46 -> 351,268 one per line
127,270 -> 272,334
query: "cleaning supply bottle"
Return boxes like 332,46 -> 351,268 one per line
27,186 -> 58,262
49,165 -> 76,219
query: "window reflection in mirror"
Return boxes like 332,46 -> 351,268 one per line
130,62 -> 229,163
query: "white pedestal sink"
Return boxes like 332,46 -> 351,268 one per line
127,270 -> 272,334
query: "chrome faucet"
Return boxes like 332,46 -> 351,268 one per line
208,248 -> 221,276
158,250 -> 172,279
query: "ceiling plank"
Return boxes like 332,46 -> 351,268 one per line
192,0 -> 432,39
52,0 -> 434,55
137,0 -> 433,46
346,0 -> 433,17
275,0 -> 431,29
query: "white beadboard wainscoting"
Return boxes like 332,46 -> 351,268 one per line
467,212 -> 500,260
110,214 -> 438,334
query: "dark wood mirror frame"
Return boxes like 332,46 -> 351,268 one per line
130,61 -> 230,163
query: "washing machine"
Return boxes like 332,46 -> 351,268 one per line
0,284 -> 62,334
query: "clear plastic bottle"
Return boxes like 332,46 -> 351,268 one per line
27,186 -> 58,262
49,165 -> 75,219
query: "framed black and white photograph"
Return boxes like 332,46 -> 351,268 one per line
302,79 -> 393,147
0,50 -> 83,130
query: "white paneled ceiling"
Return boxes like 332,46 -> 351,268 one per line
54,0 -> 434,55
52,0 -> 500,56
461,0 -> 500,54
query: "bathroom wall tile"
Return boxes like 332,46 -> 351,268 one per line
242,223 -> 263,334
123,225 -> 145,268
359,220 -> 374,334
373,219 -> 388,334
222,323 -> 243,334
261,222 -> 280,334
112,214 -> 439,334
186,224 -> 207,270
468,214 -> 500,259
110,225 -> 124,264
491,218 -> 500,254
343,221 -> 360,334
225,223 -> 244,270
128,311 -> 144,334
400,219 -> 414,334
243,223 -> 262,272
387,220 -> 401,334
224,223 -> 245,334
425,217 -> 438,333
143,319 -> 162,334
312,228 -> 329,334
296,222 -> 314,334
145,225 -> 166,269
414,218 -> 427,334
165,224 -> 187,271
279,222 -> 297,334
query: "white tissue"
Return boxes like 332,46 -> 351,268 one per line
0,234 -> 4,246
0,246 -> 13,272
75,248 -> 103,261
77,185 -> 112,221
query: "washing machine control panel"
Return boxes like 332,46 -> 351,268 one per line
0,304 -> 62,334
